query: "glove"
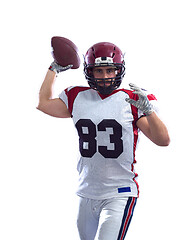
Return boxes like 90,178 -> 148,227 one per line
125,83 -> 154,116
49,61 -> 73,74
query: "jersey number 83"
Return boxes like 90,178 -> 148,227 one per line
75,119 -> 123,159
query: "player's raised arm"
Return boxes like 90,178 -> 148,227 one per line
37,36 -> 81,118
37,63 -> 72,118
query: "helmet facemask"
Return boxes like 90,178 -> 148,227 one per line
84,58 -> 125,95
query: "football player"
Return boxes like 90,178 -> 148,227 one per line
37,42 -> 170,240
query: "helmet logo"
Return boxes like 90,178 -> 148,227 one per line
95,57 -> 113,65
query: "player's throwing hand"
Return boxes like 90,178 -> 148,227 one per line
125,83 -> 154,116
49,61 -> 73,74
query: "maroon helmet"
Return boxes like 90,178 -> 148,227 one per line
84,42 -> 125,95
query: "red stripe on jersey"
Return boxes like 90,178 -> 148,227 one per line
147,94 -> 157,101
65,87 -> 90,116
121,89 -> 140,196
131,106 -> 139,197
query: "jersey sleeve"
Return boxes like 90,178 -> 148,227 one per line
147,93 -> 159,114
59,86 -> 90,116
59,88 -> 69,109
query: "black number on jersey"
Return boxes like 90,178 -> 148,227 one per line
75,119 -> 97,158
75,119 -> 123,159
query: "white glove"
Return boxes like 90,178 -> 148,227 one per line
49,61 -> 73,74
125,83 -> 154,116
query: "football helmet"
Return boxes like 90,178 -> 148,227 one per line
84,42 -> 125,95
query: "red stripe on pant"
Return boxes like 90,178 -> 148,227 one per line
118,197 -> 137,240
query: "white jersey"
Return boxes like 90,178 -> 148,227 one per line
59,86 -> 157,200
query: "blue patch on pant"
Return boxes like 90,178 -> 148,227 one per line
118,187 -> 131,193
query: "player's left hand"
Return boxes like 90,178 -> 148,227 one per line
125,83 -> 154,116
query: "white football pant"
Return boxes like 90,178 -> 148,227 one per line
77,196 -> 137,240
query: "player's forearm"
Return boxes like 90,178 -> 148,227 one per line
146,112 -> 170,146
38,69 -> 56,102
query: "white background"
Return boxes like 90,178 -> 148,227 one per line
1,0 -> 180,239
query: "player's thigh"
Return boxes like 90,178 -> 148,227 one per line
96,197 -> 137,240
77,197 -> 99,240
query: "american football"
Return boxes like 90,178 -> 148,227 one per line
51,36 -> 81,69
